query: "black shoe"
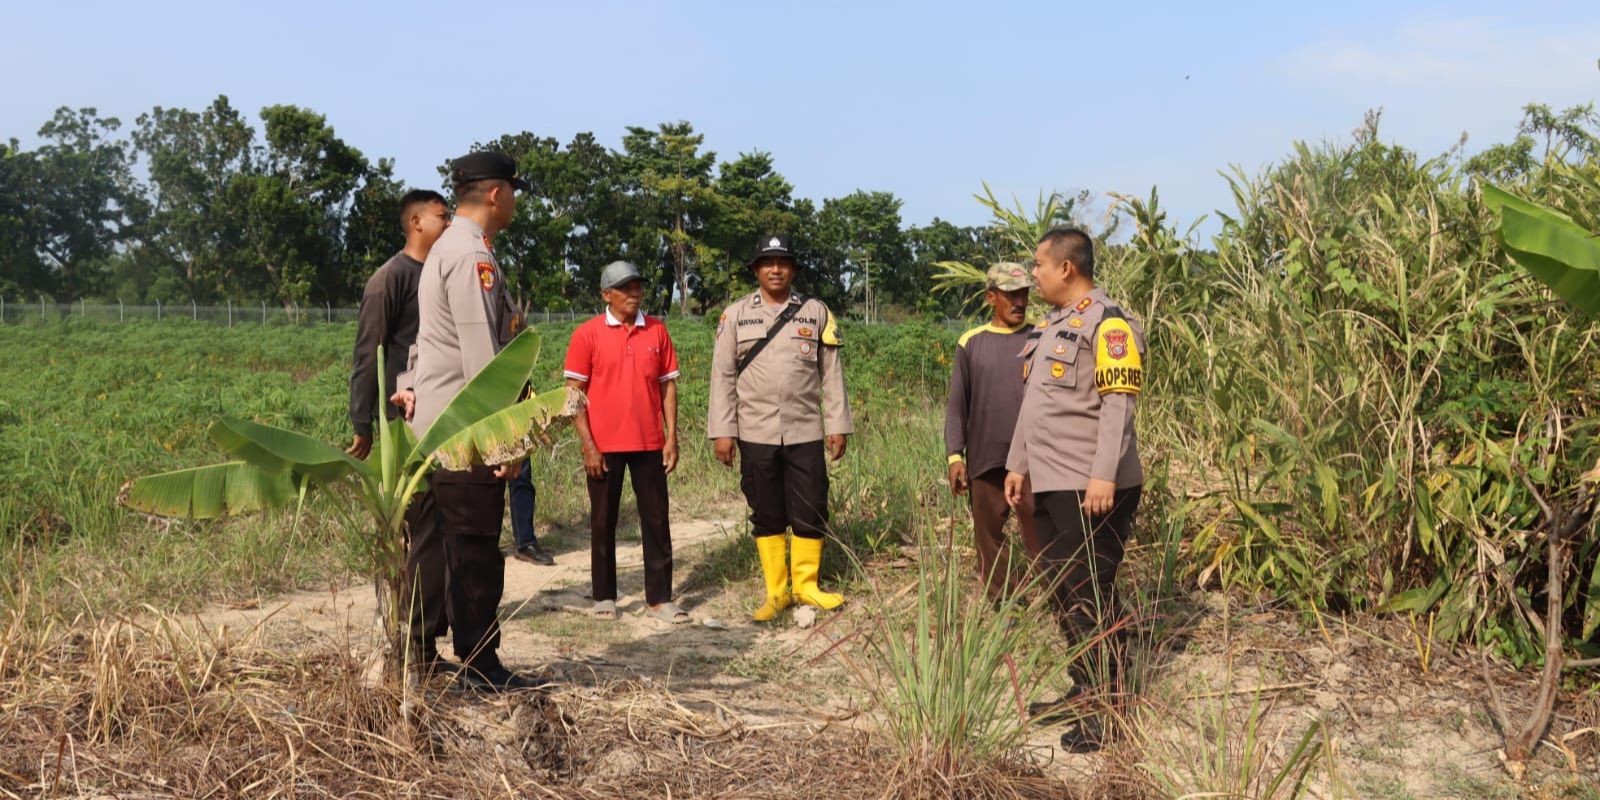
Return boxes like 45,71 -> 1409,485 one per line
1059,716 -> 1105,754
1027,685 -> 1086,723
513,542 -> 555,566
456,663 -> 551,693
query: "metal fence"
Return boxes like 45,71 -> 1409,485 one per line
0,298 -> 967,329
0,299 -> 605,326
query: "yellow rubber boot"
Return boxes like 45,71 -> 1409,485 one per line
751,535 -> 792,622
790,536 -> 844,610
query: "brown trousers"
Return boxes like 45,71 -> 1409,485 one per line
968,469 -> 1041,599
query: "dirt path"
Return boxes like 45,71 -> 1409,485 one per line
193,514 -> 861,731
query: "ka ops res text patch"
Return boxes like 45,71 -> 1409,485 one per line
1093,317 -> 1142,394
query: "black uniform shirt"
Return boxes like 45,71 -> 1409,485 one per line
349,251 -> 423,436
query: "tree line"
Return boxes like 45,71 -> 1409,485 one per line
1,95 -> 1060,317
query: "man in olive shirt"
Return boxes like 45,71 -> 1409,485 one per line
944,262 -> 1040,600
709,234 -> 853,622
347,189 -> 450,459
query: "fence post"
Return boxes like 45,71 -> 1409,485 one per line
191,299 -> 197,321
157,299 -> 162,321
119,299 -> 124,322
326,302 -> 331,323
261,301 -> 267,325
80,299 -> 86,317
1,296 -> 5,323
227,299 -> 232,327
40,294 -> 46,319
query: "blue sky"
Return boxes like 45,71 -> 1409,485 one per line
4,1 -> 1597,236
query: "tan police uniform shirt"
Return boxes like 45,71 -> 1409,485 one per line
707,290 -> 853,446
406,215 -> 525,436
1005,287 -> 1144,492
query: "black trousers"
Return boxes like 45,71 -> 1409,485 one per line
1032,486 -> 1142,642
587,450 -> 673,605
407,466 -> 506,668
739,440 -> 829,540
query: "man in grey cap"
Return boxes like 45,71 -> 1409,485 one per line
944,262 -> 1041,600
393,150 -> 543,691
562,261 -> 685,622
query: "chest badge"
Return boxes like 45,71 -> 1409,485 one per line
1052,344 -> 1066,355
1069,318 -> 1085,328
1105,330 -> 1129,359
476,262 -> 497,292
798,326 -> 813,337
1050,362 -> 1066,379
799,340 -> 815,356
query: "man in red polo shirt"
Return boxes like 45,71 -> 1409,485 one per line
564,260 -> 686,623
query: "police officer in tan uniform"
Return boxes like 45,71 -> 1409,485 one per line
395,151 -> 541,692
1003,227 -> 1143,751
709,234 -> 853,621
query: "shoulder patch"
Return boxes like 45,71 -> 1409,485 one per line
1094,316 -> 1142,395
819,304 -> 842,346
476,262 -> 497,292
716,312 -> 727,337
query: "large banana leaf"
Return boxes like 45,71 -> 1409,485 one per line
121,461 -> 297,519
433,387 -> 577,471
411,331 -> 542,460
210,417 -> 373,483
1484,184 -> 1600,316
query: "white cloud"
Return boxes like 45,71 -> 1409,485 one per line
1283,16 -> 1597,94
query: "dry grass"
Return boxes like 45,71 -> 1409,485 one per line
0,585 -> 1087,800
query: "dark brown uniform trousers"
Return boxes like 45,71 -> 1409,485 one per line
406,466 -> 506,668
1032,486 -> 1142,682
968,469 -> 1041,599
738,440 -> 829,539
587,450 -> 672,606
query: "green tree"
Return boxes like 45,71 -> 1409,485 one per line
621,122 -> 717,314
813,190 -> 912,319
0,108 -> 138,302
698,150 -> 801,311
130,96 -> 257,303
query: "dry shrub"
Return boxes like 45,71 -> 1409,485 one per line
0,591 -> 1083,799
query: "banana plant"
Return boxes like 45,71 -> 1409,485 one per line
1484,183 -> 1600,315
120,330 -> 578,670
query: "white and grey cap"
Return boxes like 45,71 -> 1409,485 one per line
599,260 -> 643,290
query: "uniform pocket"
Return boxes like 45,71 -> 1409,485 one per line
431,467 -> 504,536
636,345 -> 662,380
1042,348 -> 1079,388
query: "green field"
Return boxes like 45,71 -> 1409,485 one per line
0,317 -> 960,615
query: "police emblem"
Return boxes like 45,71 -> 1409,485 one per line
1105,330 -> 1129,359
1053,344 -> 1066,355
1050,362 -> 1066,379
798,326 -> 813,337
1069,318 -> 1085,328
476,262 -> 496,291
799,341 -> 814,356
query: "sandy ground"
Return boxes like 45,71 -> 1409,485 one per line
186,513 -> 1596,798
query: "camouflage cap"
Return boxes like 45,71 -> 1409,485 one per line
985,261 -> 1032,291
